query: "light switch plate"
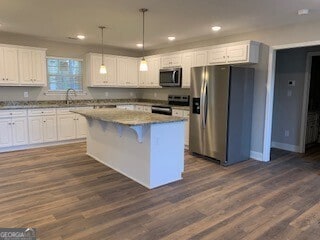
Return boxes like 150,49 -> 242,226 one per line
24,92 -> 29,98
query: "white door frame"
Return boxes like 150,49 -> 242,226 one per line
262,40 -> 320,162
300,51 -> 320,152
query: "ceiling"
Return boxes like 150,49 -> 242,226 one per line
0,0 -> 319,50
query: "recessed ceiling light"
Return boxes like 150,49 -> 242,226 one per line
136,43 -> 143,48
77,35 -> 85,40
298,9 -> 310,15
168,36 -> 176,41
212,26 -> 221,32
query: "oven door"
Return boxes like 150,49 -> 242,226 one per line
160,68 -> 182,87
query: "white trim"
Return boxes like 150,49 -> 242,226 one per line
263,40 -> 320,162
0,43 -> 47,51
46,56 -> 83,61
250,151 -> 264,161
299,52 -> 320,153
271,142 -> 300,152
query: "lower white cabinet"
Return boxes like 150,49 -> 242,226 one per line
116,105 -> 135,111
57,108 -> 91,141
28,115 -> 57,144
172,109 -> 190,147
135,105 -> 144,112
0,110 -> 28,148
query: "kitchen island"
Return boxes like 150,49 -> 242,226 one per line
73,109 -> 186,189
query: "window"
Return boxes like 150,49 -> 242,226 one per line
47,57 -> 83,91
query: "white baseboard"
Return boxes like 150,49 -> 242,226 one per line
271,141 -> 300,152
0,139 -> 86,153
250,151 -> 264,161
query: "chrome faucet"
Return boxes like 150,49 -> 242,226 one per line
66,88 -> 76,105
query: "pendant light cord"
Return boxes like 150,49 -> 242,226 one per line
142,10 -> 145,59
99,26 -> 105,65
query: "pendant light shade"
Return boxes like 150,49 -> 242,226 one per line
99,26 -> 107,75
139,8 -> 148,72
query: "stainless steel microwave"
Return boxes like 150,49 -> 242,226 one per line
159,68 -> 182,87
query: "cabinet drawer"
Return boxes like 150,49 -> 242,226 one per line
56,108 -> 76,115
183,111 -> 189,118
172,109 -> 184,117
0,109 -> 27,118
28,108 -> 56,116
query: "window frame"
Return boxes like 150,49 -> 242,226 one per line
46,56 -> 84,93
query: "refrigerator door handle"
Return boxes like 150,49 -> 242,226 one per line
203,79 -> 208,126
200,77 -> 206,129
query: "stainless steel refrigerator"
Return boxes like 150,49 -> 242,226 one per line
189,65 -> 254,166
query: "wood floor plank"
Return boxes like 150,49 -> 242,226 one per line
0,143 -> 319,239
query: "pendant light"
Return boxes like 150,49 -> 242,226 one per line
99,26 -> 107,74
139,8 -> 148,72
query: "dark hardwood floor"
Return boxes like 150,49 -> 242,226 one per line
0,143 -> 319,240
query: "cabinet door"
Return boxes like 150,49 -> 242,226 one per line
139,70 -> 147,86
3,47 -> 19,84
161,55 -> 181,68
127,58 -> 138,86
147,57 -> 160,87
32,50 -> 46,85
143,106 -> 152,113
208,47 -> 227,65
105,56 -> 117,86
0,48 -> 5,83
43,115 -> 57,142
76,114 -> 87,139
181,53 -> 193,88
18,49 -> 33,85
57,114 -> 76,140
12,117 -> 28,146
227,45 -> 248,63
28,116 -> 43,144
135,105 -> 144,111
91,55 -> 107,86
116,57 -> 127,86
193,51 -> 208,67
0,118 -> 12,147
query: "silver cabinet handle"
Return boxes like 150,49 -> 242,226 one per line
172,70 -> 177,83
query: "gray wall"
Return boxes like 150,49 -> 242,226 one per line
272,46 -> 320,147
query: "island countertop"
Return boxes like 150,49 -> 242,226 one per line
72,108 -> 186,126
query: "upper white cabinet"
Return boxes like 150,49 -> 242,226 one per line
161,54 -> 182,68
117,57 -> 138,87
0,47 -> 19,85
18,49 -> 47,86
139,57 -> 160,88
208,42 -> 259,65
86,53 -> 117,87
181,52 -> 193,88
193,50 -> 208,67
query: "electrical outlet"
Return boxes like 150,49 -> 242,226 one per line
24,92 -> 29,98
130,92 -> 134,97
105,91 -> 109,97
285,130 -> 290,137
154,92 -> 157,98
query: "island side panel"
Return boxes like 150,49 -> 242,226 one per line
86,119 -> 152,188
149,122 -> 185,188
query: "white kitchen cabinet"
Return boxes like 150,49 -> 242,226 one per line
0,47 -> 19,85
161,54 -> 182,68
18,49 -> 46,86
117,57 -> 138,87
181,52 -> 193,88
139,57 -> 160,88
172,109 -> 189,147
0,110 -> 28,148
57,107 -> 91,140
28,109 -> 57,144
208,42 -> 259,65
86,53 -> 117,87
143,106 -> 152,113
193,50 -> 208,67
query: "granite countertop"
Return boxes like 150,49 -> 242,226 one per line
72,109 -> 187,126
0,100 -> 190,111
